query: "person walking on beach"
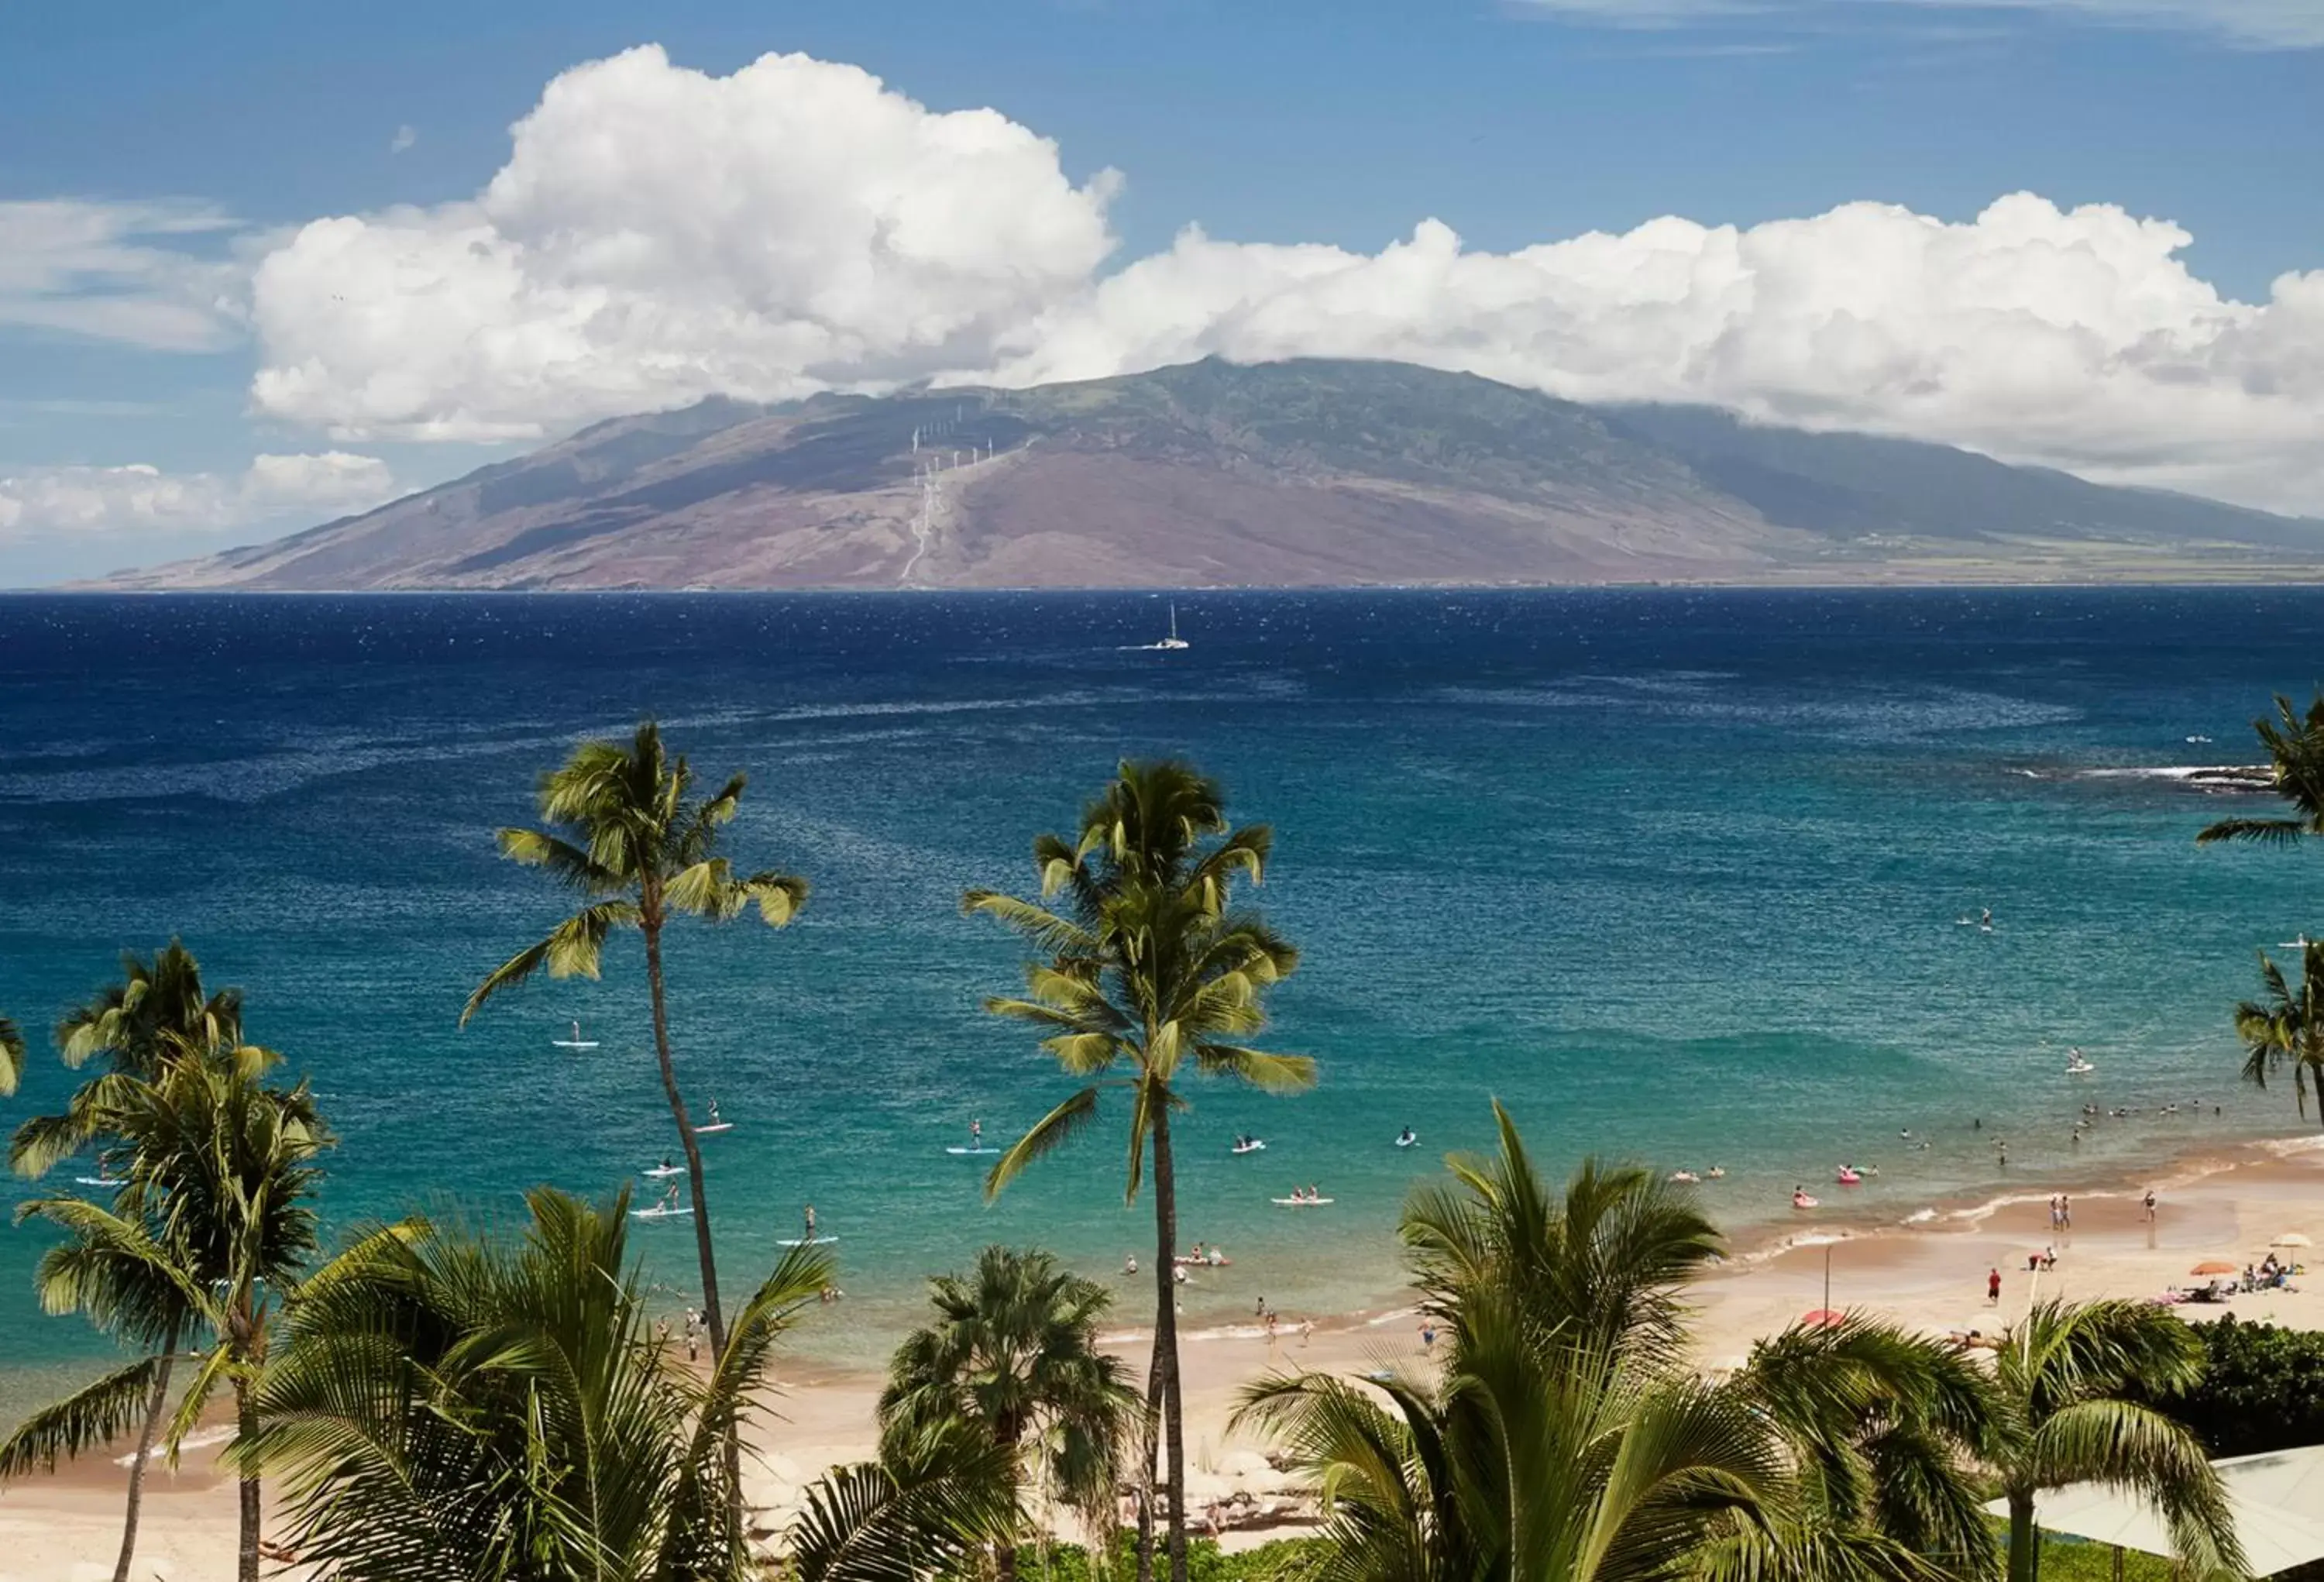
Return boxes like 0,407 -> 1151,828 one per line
2059,1193 -> 2071,1230
1987,1267 -> 2003,1305
2143,1188 -> 2157,1223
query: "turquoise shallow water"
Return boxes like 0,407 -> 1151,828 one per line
1,587 -> 2319,1410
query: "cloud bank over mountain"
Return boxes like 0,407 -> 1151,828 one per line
235,46 -> 2324,515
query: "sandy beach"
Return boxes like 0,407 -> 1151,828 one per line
5,1137 -> 2316,1579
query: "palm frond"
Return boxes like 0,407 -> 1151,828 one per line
0,1355 -> 166,1478
496,827 -> 621,892
985,1086 -> 1103,1201
2195,817 -> 2309,847
789,1423 -> 1019,1582
1194,1044 -> 1318,1094
0,1016 -> 22,1098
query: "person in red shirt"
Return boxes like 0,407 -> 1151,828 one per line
1987,1267 -> 2003,1304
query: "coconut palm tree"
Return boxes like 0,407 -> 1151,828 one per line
462,719 -> 808,1360
879,1246 -> 1138,1580
1238,1103 -> 1996,1582
789,1419 -> 1023,1582
1984,1298 -> 2241,1582
239,1185 -> 831,1580
0,1203 -> 192,1582
966,758 -> 1312,1582
13,1037 -> 328,1582
2,943 -> 250,1582
2197,690 -> 2324,847
2233,941 -> 2324,1129
0,1014 -> 22,1095
10,939 -> 244,1178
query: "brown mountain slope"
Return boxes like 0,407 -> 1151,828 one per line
108,359 -> 2324,590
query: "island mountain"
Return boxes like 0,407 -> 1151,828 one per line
106,359 -> 2324,590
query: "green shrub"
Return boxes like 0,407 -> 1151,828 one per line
2144,1313 -> 2324,1457
999,1535 -> 1327,1582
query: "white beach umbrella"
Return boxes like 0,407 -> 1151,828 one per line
2270,1232 -> 2312,1248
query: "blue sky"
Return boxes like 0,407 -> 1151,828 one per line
2,0 -> 2320,583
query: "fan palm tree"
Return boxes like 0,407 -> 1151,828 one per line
1984,1298 -> 2242,1582
966,758 -> 1313,1582
2233,942 -> 2324,1129
879,1246 -> 1138,1580
13,1037 -> 328,1582
1238,1103 -> 1995,1582
238,1185 -> 831,1580
2196,690 -> 2324,847
2,943 -> 249,1582
462,720 -> 808,1360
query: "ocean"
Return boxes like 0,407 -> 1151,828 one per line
1,587 -> 2318,1413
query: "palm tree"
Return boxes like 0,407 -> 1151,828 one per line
790,1419 -> 1023,1582
239,1185 -> 831,1580
2,943 -> 249,1582
2197,690 -> 2324,846
463,719 -> 808,1360
1984,1298 -> 2242,1582
879,1246 -> 1138,1580
0,1014 -> 22,1095
13,1037 -> 328,1582
1239,1103 -> 1996,1582
10,939 -> 244,1178
0,1216 -> 188,1582
1731,1316 -> 2002,1577
2233,942 -> 2324,1128
966,758 -> 1312,1582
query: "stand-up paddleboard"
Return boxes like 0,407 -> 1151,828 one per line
945,1146 -> 999,1155
778,1235 -> 841,1247
1230,1140 -> 1266,1155
694,1122 -> 733,1135
1394,1134 -> 1418,1149
552,1020 -> 599,1051
642,1164 -> 684,1178
75,1175 -> 124,1188
1271,1196 -> 1334,1206
631,1205 -> 694,1219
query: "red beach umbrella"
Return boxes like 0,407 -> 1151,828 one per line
2188,1260 -> 2238,1276
1800,1309 -> 1845,1327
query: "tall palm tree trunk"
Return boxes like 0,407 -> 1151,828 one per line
235,1375 -> 260,1582
1135,1334 -> 1164,1582
2006,1489 -> 2039,1582
1150,1104 -> 1188,1582
110,1335 -> 176,1582
641,910 -> 725,1354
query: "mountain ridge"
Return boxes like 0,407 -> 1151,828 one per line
101,359 -> 2324,590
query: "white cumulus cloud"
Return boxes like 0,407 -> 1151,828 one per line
984,196 -> 2324,512
252,46 -> 1120,442
0,452 -> 395,541
0,199 -> 248,351
222,46 -> 2324,515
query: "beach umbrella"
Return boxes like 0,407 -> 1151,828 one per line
2190,1260 -> 2239,1276
2272,1233 -> 2313,1248
1800,1309 -> 1844,1327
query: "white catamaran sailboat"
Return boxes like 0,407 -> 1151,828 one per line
1148,603 -> 1189,651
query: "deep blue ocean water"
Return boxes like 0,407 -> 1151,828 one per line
2,587 -> 2319,1408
